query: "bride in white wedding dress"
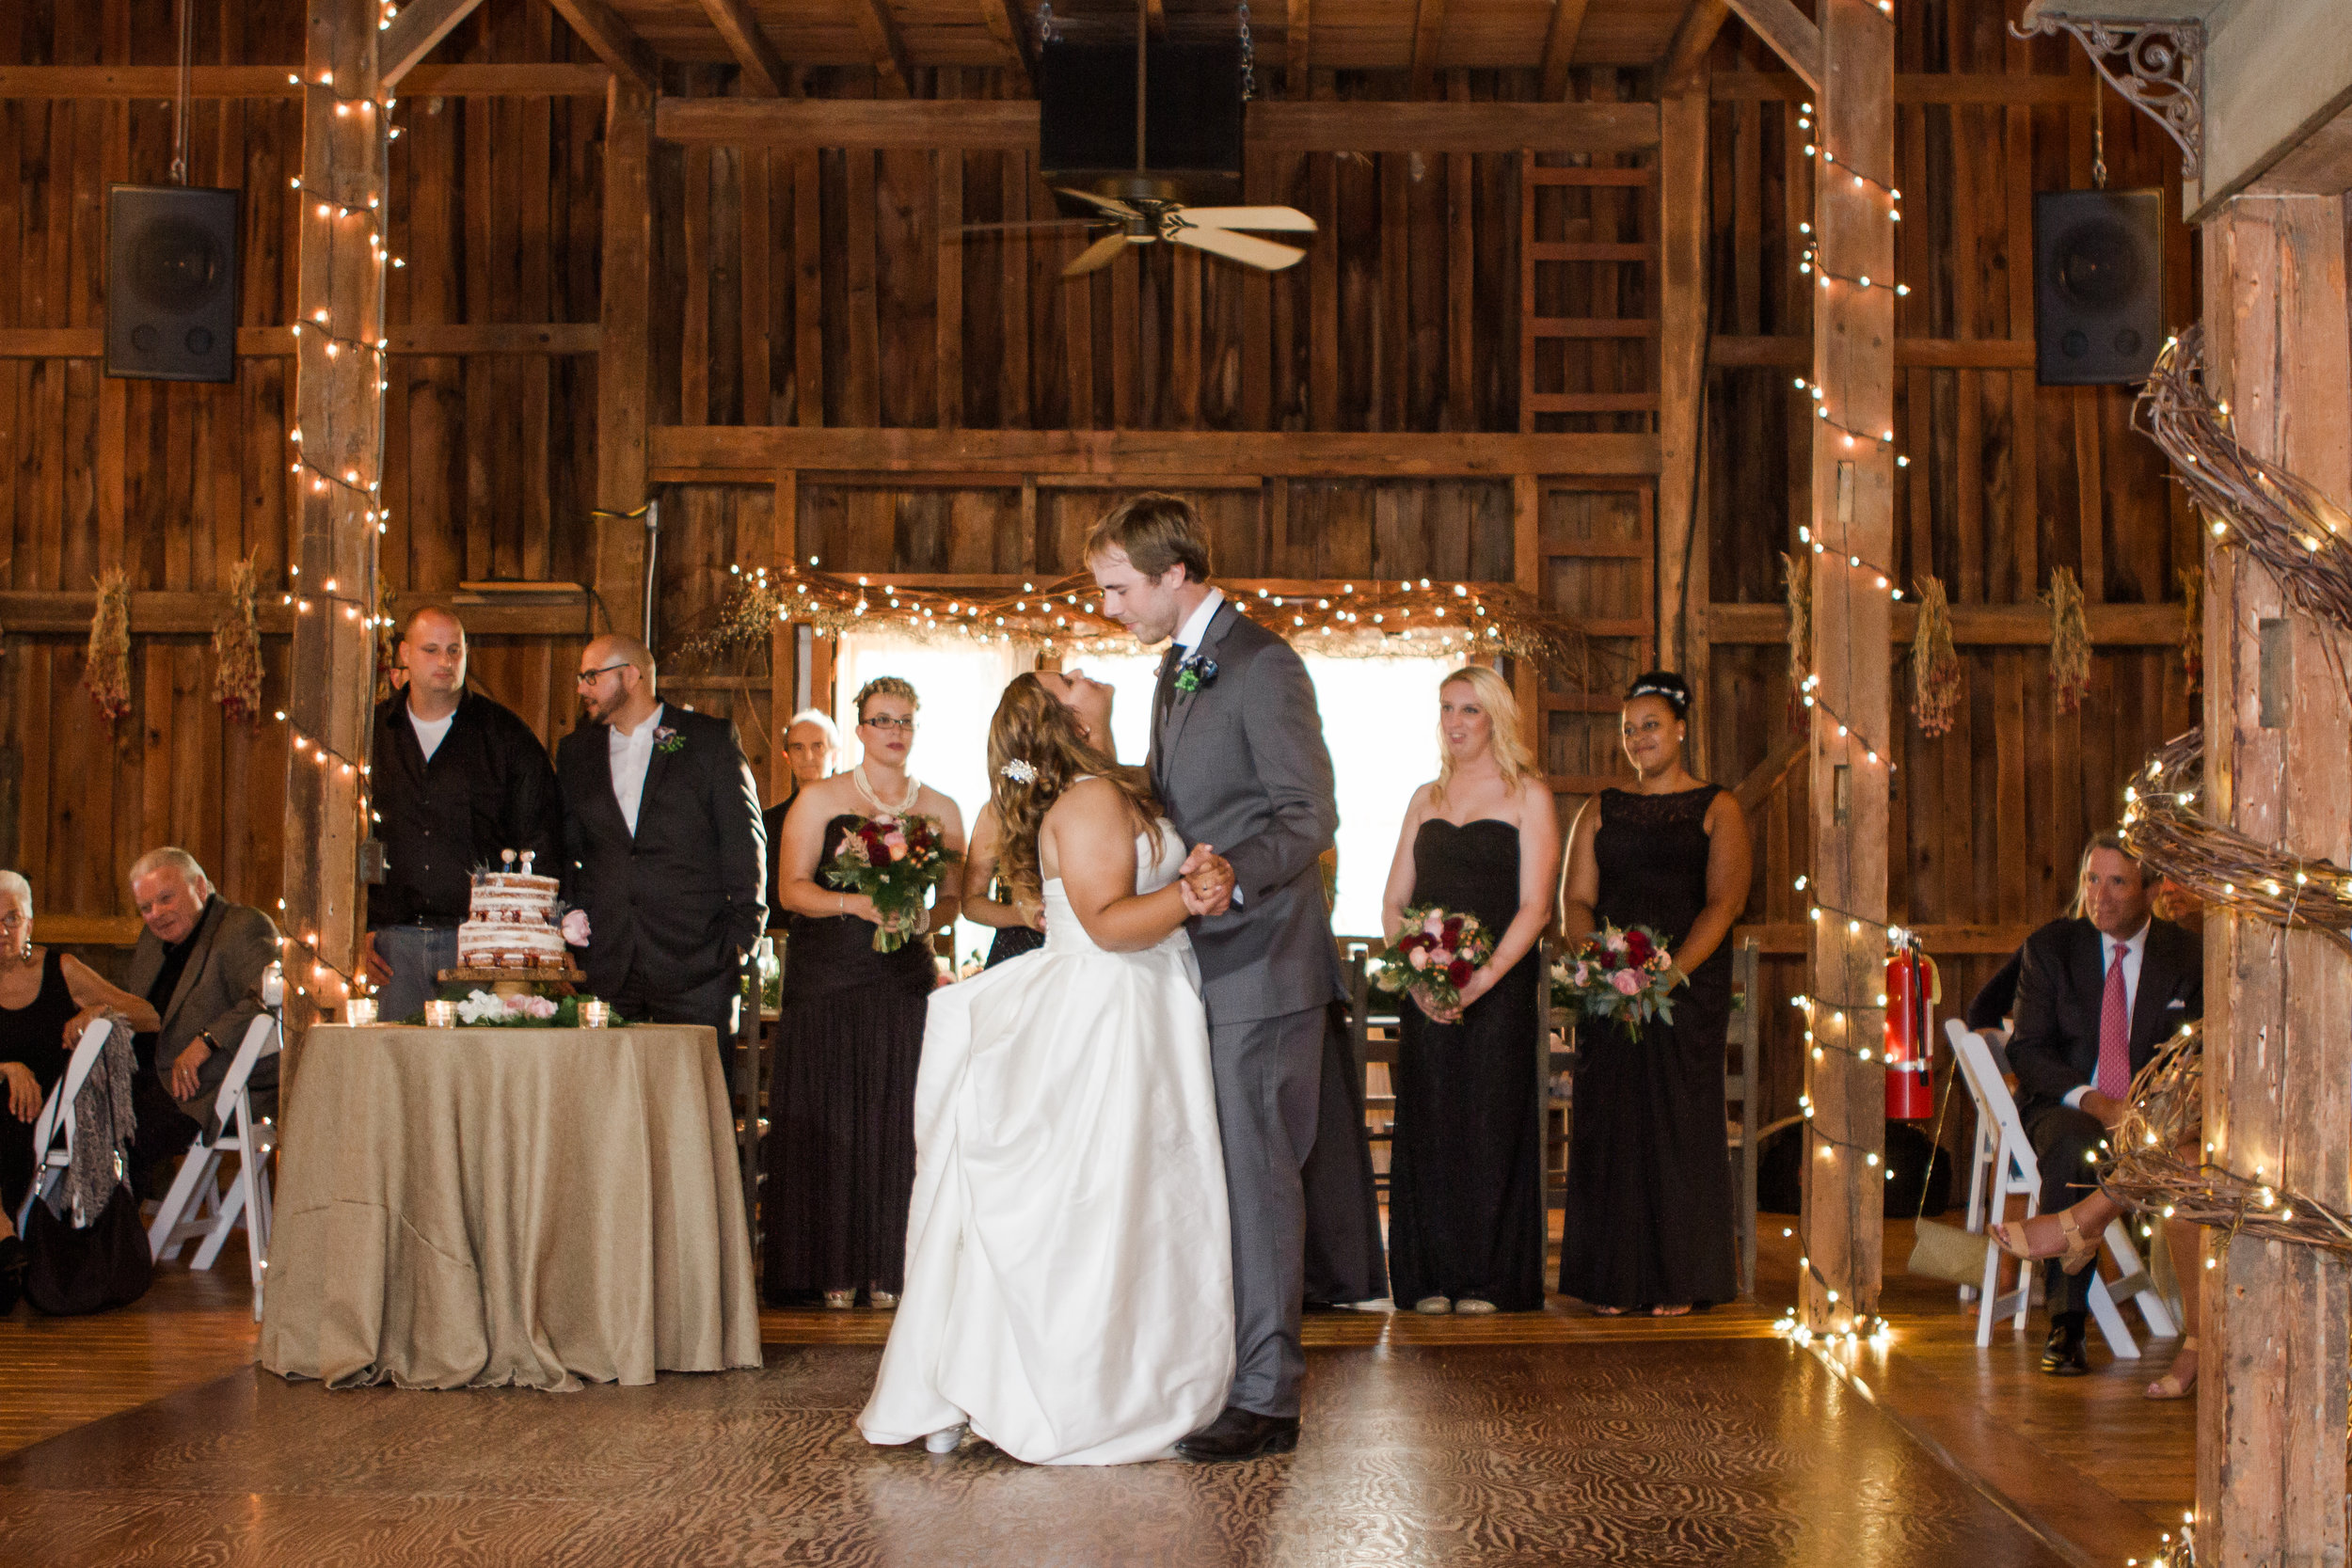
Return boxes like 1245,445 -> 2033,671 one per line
858,671 -> 1237,1465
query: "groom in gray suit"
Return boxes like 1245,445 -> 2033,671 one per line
1089,493 -> 1347,1462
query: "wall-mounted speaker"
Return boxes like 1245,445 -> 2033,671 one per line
1039,40 -> 1245,204
105,184 -> 239,383
2032,188 -> 2162,387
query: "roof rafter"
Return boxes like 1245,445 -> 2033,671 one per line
1408,0 -> 1449,100
541,0 -> 660,91
1540,0 -> 1592,101
978,0 -> 1036,94
845,0 -> 914,98
381,0 -> 488,87
695,0 -> 791,96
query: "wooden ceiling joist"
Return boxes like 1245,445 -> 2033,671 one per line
696,0 -> 792,96
978,0 -> 1037,92
1660,0 -> 1731,90
379,0 -> 488,87
541,0 -> 660,91
0,62 -> 609,96
1408,0 -> 1449,99
846,0 -> 915,98
1723,0 -> 1821,92
1540,0 -> 1592,100
1286,0 -> 1311,98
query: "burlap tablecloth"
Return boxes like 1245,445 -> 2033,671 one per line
259,1024 -> 763,1391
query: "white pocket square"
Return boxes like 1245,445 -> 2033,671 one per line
2165,999 -> 2186,1008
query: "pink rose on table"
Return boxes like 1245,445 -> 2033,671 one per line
561,909 -> 592,946
517,993 -> 559,1020
1611,969 -> 1641,996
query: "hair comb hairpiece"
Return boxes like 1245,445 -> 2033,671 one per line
999,758 -> 1038,784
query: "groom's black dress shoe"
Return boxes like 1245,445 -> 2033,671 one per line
1174,1406 -> 1299,1462
2041,1315 -> 2089,1377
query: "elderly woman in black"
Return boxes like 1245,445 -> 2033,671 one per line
0,870 -> 162,1310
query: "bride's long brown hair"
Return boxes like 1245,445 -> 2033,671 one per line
989,673 -> 1165,909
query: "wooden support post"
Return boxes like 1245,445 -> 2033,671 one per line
597,82 -> 654,640
2197,193 -> 2352,1567
771,466 -> 799,800
1513,472 -> 1543,761
1798,0 -> 1893,1337
1657,87 -> 1708,756
281,0 -> 389,1030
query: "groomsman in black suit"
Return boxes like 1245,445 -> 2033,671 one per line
557,634 -> 767,1039
2007,829 -> 2201,1376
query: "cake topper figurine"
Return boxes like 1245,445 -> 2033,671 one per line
502,848 -> 516,868
520,849 -> 535,875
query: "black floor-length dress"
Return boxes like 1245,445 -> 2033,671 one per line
762,815 -> 936,1303
1387,818 -> 1546,1312
1558,784 -> 1740,1309
0,951 -> 79,1218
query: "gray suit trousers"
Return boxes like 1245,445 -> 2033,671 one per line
1212,1005 -> 1327,1418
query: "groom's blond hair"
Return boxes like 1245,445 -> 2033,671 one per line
1432,665 -> 1538,806
1084,493 -> 1212,582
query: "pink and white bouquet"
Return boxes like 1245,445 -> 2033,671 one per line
1372,904 -> 1497,1018
1551,923 -> 1685,1041
823,813 -> 961,953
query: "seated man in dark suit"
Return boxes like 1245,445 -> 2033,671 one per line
558,635 -> 767,1041
121,848 -> 283,1198
2008,829 -> 2201,1376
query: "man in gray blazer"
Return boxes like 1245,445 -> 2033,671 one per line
1090,494 -> 1348,1462
121,848 -> 282,1193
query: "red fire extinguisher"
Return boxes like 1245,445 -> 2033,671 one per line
1883,933 -> 1941,1120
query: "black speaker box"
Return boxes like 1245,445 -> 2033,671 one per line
105,184 -> 239,384
2032,188 -> 2162,386
1039,39 -> 1245,204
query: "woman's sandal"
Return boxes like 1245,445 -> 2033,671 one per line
1589,1304 -> 1629,1317
2146,1338 -> 2198,1402
1989,1209 -> 2100,1275
1649,1304 -> 1692,1318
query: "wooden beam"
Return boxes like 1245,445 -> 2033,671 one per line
1706,600 -> 2183,646
977,0 -> 1036,93
2197,191 -> 2352,1568
1723,0 -> 1820,93
1539,0 -> 1591,101
1658,88 -> 1708,696
1661,0 -> 1732,92
1710,334 -> 2035,368
695,0 -> 791,98
0,323 -> 596,357
1799,0 -> 1892,1341
646,426 -> 1661,479
1408,0 -> 1449,101
652,97 -> 1661,154
0,62 -> 609,96
845,0 -> 914,99
540,0 -> 660,93
1710,71 -> 2092,103
597,83 -> 656,639
1739,921 -> 2036,957
1287,0 -> 1311,99
378,0 -> 487,87
1729,731 -> 1805,815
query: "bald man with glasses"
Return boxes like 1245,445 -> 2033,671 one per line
556,635 -> 768,1045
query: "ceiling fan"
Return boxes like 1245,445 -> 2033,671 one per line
955,0 -> 1316,277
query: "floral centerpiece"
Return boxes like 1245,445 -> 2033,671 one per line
1372,904 -> 1497,1018
823,813 -> 961,953
402,990 -> 620,1028
1551,924 -> 1685,1041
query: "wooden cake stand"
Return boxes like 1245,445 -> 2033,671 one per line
438,965 -> 588,997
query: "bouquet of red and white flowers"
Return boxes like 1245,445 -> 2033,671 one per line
1550,923 -> 1684,1041
824,813 -> 961,952
1372,904 -> 1497,1019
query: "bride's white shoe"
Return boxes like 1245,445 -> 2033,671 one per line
925,1424 -> 967,1454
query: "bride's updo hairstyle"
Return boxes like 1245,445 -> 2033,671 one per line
988,673 -> 1166,910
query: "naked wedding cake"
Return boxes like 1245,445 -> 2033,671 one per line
456,849 -> 568,970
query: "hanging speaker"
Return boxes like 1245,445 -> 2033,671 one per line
2033,188 -> 2163,387
105,184 -> 239,383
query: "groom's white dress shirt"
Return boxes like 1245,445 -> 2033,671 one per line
1172,588 -> 1227,657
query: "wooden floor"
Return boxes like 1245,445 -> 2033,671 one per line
0,1225 -> 2197,1567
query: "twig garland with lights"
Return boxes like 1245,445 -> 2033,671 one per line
727,561 -> 1597,666
678,565 -> 787,667
2121,730 -> 2352,956
84,568 -> 133,722
211,554 -> 265,724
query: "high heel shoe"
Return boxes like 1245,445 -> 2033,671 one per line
1413,1295 -> 1452,1315
868,1290 -> 898,1311
1453,1298 -> 1497,1315
823,1289 -> 855,1310
1990,1210 -> 2100,1275
2146,1338 -> 2198,1401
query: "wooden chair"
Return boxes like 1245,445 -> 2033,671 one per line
1342,942 -> 1399,1201
147,1006 -> 284,1321
12,1018 -> 117,1236
1944,1019 -> 2176,1354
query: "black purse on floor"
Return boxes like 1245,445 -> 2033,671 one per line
24,1181 -> 153,1316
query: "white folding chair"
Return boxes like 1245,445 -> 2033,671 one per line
11,1018 -> 116,1235
146,1007 -> 282,1321
1944,1020 -> 2175,1354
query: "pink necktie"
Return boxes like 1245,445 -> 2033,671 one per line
2095,945 -> 2131,1099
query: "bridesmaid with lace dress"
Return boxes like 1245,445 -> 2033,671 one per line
1378,667 -> 1561,1315
764,676 -> 965,1310
1557,670 -> 1752,1316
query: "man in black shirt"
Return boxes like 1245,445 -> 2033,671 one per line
363,607 -> 562,1021
764,708 -> 838,928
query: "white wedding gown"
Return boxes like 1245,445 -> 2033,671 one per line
857,819 -> 1234,1465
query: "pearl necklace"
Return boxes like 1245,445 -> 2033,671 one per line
852,763 -> 919,816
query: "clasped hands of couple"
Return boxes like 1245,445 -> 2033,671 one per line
1175,844 -> 1235,919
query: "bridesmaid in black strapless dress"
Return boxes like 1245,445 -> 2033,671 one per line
1379,667 -> 1562,1315
1556,671 -> 1752,1314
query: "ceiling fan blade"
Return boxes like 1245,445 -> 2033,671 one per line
1063,232 -> 1132,277
1056,186 -> 1141,220
1169,225 -> 1307,272
1179,205 -> 1319,233
954,218 -> 1104,236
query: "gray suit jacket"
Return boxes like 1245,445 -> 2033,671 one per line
1150,597 -> 1346,1022
122,896 -> 282,1128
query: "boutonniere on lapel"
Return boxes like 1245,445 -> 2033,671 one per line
653,724 -> 685,754
1174,653 -> 1220,695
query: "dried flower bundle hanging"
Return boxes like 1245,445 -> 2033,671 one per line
84,569 -> 132,722
211,554 -> 263,723
2044,565 -> 2090,714
1782,551 -> 1811,730
1908,575 -> 1963,736
2177,564 -> 2203,697
678,564 -> 786,668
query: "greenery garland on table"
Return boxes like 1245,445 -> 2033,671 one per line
687,561 -> 1595,667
